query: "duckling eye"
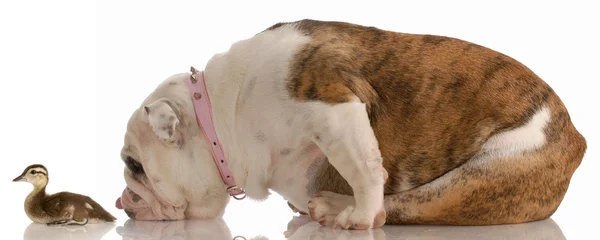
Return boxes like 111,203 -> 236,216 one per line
125,157 -> 144,175
30,170 -> 36,174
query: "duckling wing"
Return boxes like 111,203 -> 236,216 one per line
43,192 -> 116,222
42,192 -> 86,218
42,193 -> 69,217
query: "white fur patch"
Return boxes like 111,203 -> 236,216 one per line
201,22 -> 312,200
300,101 -> 384,228
199,22 -> 386,224
480,106 -> 551,159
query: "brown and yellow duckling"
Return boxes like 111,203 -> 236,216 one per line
13,164 -> 116,226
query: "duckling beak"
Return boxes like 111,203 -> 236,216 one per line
12,175 -> 25,182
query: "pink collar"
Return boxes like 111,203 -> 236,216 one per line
186,66 -> 245,200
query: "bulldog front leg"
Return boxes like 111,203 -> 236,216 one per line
304,100 -> 387,230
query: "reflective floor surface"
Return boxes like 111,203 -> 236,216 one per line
11,191 -> 593,240
21,215 -> 567,240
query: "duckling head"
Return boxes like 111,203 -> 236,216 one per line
13,164 -> 49,188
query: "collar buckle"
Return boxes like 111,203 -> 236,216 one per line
227,186 -> 246,200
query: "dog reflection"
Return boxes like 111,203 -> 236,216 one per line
285,216 -> 387,240
115,214 -> 566,240
284,215 -> 565,240
382,218 -> 566,240
116,218 -> 232,240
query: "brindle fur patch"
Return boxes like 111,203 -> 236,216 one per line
264,19 -> 586,225
305,155 -> 353,196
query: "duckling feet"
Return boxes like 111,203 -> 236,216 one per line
46,220 -> 68,226
65,218 -> 88,226
46,218 -> 88,226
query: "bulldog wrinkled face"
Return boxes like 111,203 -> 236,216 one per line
116,74 -> 230,221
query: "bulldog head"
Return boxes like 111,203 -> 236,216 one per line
116,72 -> 230,220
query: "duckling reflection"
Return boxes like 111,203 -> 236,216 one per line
23,222 -> 115,240
284,216 -> 565,240
116,218 -> 232,240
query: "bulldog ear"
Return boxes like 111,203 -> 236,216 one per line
143,99 -> 180,142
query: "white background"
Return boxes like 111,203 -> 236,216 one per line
1,0 -> 598,239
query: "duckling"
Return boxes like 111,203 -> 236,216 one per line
12,164 -> 116,226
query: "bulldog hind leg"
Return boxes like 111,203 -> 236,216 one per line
381,105 -> 586,225
383,139 -> 585,225
303,100 -> 388,229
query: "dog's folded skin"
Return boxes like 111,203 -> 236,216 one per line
116,19 -> 586,229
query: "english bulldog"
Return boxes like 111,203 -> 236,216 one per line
115,19 -> 587,229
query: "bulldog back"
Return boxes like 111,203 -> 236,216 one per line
264,19 -> 586,225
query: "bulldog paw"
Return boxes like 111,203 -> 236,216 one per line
307,191 -> 386,230
338,206 -> 387,230
308,191 -> 353,222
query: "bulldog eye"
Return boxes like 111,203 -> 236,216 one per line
125,157 -> 144,175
